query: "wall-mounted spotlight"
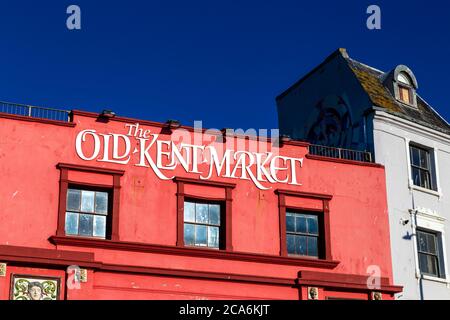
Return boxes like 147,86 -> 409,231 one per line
101,109 -> 116,118
400,218 -> 410,226
166,119 -> 181,130
280,134 -> 291,143
278,134 -> 291,147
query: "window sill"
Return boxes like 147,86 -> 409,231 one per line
397,100 -> 417,109
64,234 -> 108,241
184,245 -> 220,251
288,254 -> 319,259
418,274 -> 449,285
49,235 -> 340,269
409,184 -> 441,198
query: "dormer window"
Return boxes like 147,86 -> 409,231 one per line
383,65 -> 418,108
397,72 -> 413,104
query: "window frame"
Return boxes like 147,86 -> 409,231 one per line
416,228 -> 445,279
56,163 -> 124,241
183,198 -> 225,249
409,144 -> 436,191
391,67 -> 418,108
174,177 -> 235,251
65,185 -> 113,239
276,189 -> 332,261
285,211 -> 322,258
397,72 -> 412,86
398,84 -> 412,105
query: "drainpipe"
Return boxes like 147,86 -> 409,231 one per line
409,191 -> 424,300
363,108 -> 374,159
409,209 -> 422,299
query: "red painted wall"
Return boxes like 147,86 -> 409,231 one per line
0,112 -> 399,300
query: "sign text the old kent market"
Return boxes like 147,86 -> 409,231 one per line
75,123 -> 304,190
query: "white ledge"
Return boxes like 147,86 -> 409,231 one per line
409,184 -> 441,198
419,274 -> 450,285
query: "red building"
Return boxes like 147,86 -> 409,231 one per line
0,106 -> 401,300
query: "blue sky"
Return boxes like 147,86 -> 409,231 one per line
0,1 -> 449,131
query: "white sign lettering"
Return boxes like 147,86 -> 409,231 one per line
75,123 -> 304,190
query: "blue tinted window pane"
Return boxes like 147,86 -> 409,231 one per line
65,212 -> 79,235
428,255 -> 438,276
420,170 -> 431,189
287,235 -> 296,254
307,216 -> 319,235
296,216 -> 307,233
427,233 -> 437,254
296,236 -> 307,255
79,214 -> 94,236
209,204 -> 221,225
95,192 -> 108,215
420,149 -> 429,168
196,203 -> 208,223
412,167 -> 421,186
410,147 -> 420,166
419,253 -> 438,277
93,215 -> 106,238
307,237 -> 318,257
81,191 -> 95,213
195,225 -> 207,246
418,232 -> 428,252
418,253 -> 428,274
184,202 -> 195,223
286,213 -> 295,232
67,189 -> 81,211
208,226 -> 219,248
184,223 -> 195,246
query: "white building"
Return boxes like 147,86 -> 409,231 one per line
276,48 -> 450,299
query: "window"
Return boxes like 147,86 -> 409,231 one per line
183,200 -> 222,249
398,85 -> 411,104
398,71 -> 413,104
65,188 -> 110,239
409,145 -> 436,191
56,163 -> 123,241
286,211 -> 320,258
397,72 -> 411,85
276,189 -> 332,260
174,177 -> 234,251
391,69 -> 417,107
417,229 -> 445,278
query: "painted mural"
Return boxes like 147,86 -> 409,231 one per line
306,95 -> 354,148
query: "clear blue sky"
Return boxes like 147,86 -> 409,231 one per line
0,1 -> 449,131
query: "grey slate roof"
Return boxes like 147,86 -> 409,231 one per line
344,52 -> 450,135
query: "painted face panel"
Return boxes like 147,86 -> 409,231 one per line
11,276 -> 60,300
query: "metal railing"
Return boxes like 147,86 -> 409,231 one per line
0,101 -> 71,122
309,144 -> 373,163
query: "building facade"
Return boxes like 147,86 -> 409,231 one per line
277,48 -> 450,299
0,106 -> 401,300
